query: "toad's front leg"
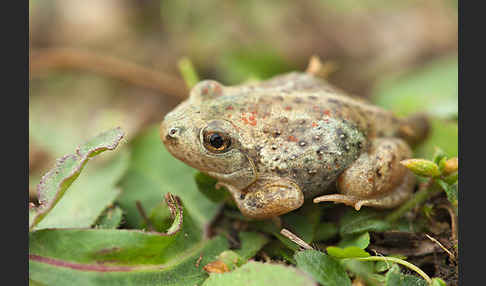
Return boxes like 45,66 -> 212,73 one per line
219,178 -> 304,219
314,138 -> 415,210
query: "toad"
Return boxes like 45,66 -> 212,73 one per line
160,63 -> 428,219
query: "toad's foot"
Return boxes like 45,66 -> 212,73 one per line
314,138 -> 415,210
313,172 -> 415,210
219,179 -> 304,219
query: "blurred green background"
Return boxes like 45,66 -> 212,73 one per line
29,0 -> 458,202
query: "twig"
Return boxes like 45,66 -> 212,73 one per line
280,228 -> 313,250
30,48 -> 188,100
438,203 -> 458,243
425,234 -> 455,261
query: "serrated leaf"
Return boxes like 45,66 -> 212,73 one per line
202,261 -> 316,286
29,127 -> 125,230
400,159 -> 440,177
117,125 -> 221,230
326,246 -> 371,259
295,250 -> 352,286
35,150 -> 129,230
338,232 -> 370,249
29,194 -> 229,286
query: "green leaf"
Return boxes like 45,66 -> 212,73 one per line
326,246 -> 371,259
338,232 -> 370,249
202,261 -> 316,286
30,127 -> 125,230
95,206 -> 124,229
235,232 -> 269,262
339,208 -> 391,236
295,249 -> 352,286
117,125 -> 221,229
29,194 -> 230,286
400,159 -> 440,177
35,150 -> 129,230
385,264 -> 427,286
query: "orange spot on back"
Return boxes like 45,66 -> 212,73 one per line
226,105 -> 234,110
284,106 -> 292,111
288,135 -> 298,142
312,122 -> 318,127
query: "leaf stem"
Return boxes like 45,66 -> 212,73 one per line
385,179 -> 441,223
356,256 -> 432,284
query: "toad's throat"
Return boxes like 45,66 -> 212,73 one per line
205,155 -> 258,191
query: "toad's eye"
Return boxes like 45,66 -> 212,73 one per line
203,131 -> 232,153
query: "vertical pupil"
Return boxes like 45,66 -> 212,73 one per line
209,133 -> 224,148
